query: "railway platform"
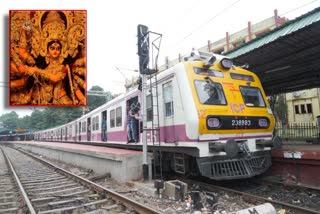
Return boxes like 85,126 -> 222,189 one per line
4,141 -> 146,183
268,143 -> 320,187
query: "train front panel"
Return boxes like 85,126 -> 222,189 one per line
181,55 -> 278,180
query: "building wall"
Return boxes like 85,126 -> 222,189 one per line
286,88 -> 320,124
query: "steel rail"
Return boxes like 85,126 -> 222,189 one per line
1,148 -> 36,214
17,148 -> 161,214
258,178 -> 320,192
182,178 -> 320,214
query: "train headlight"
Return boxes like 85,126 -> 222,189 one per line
207,117 -> 221,128
258,118 -> 269,128
220,58 -> 233,70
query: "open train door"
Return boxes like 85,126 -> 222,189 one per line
162,81 -> 175,143
101,111 -> 107,141
87,117 -> 91,141
78,122 -> 81,141
74,122 -> 77,142
127,96 -> 140,142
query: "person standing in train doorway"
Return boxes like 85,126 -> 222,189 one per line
131,102 -> 140,143
101,115 -> 107,141
127,106 -> 135,143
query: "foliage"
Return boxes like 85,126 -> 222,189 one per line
87,86 -> 113,112
0,111 -> 19,130
269,94 -> 288,124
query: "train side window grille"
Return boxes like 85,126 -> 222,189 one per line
110,110 -> 115,128
240,86 -> 265,107
116,107 -> 122,127
194,80 -> 226,105
146,94 -> 153,121
163,82 -> 174,117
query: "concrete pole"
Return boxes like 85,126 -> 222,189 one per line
141,74 -> 148,180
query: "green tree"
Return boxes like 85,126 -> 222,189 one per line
269,94 -> 288,125
30,109 -> 44,130
0,111 -> 19,130
87,86 -> 113,111
18,115 -> 32,129
0,86 -> 114,132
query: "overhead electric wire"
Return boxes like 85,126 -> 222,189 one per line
280,0 -> 320,16
172,0 -> 241,48
168,0 -> 319,55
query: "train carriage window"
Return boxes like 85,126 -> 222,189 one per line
92,117 -> 96,131
82,121 -> 86,132
110,110 -> 115,128
163,82 -> 174,117
96,116 -> 99,130
116,107 -> 122,127
195,80 -> 226,105
146,95 -> 153,121
240,86 -> 265,107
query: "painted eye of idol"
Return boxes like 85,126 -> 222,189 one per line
49,43 -> 61,51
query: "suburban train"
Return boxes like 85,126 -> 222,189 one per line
32,51 -> 281,180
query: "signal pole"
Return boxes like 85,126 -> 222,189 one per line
137,24 -> 150,180
141,74 -> 148,180
137,24 -> 162,181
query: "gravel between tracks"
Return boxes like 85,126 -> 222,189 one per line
31,153 -> 259,214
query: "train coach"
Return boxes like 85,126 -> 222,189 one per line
34,51 -> 281,180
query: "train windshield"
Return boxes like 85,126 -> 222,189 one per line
240,86 -> 266,107
195,80 -> 226,105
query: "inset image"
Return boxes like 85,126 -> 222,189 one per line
9,10 -> 87,106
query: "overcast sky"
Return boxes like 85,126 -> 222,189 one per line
1,0 -> 320,117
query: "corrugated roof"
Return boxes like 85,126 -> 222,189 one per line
226,7 -> 320,58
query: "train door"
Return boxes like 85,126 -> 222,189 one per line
163,81 -> 175,142
127,96 -> 140,142
65,127 -> 68,141
78,122 -> 81,141
87,117 -> 91,141
60,128 -> 63,141
75,123 -> 78,142
101,111 -> 107,141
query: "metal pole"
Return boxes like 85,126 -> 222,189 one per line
141,74 -> 148,180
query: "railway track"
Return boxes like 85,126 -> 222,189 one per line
0,146 -> 160,214
0,147 -> 24,213
181,177 -> 320,214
